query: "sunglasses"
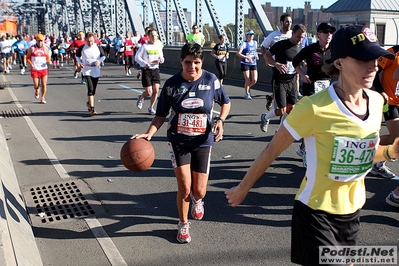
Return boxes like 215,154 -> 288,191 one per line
322,30 -> 334,34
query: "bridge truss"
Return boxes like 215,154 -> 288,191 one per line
14,0 -> 272,47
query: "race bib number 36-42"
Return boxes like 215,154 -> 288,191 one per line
328,136 -> 378,182
177,113 -> 207,136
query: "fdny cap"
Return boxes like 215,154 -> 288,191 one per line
330,24 -> 394,62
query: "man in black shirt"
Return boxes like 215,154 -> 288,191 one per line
293,22 -> 336,96
260,24 -> 307,133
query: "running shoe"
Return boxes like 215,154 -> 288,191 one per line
369,163 -> 396,179
125,73 -> 130,76
260,113 -> 270,132
244,93 -> 252,100
386,191 -> 399,208
128,69 -> 131,75
74,72 -> 78,78
86,101 -> 91,111
148,107 -> 156,115
137,71 -> 141,79
81,79 -> 86,85
136,95 -> 143,109
266,95 -> 273,111
90,107 -> 97,116
177,222 -> 191,243
34,90 -> 39,99
191,196 -> 204,220
40,97 -> 46,104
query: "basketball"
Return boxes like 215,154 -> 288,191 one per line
120,138 -> 155,172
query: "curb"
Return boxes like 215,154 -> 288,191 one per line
0,124 -> 43,266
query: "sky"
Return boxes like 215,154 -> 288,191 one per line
140,0 -> 338,26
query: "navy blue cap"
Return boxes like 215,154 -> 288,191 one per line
330,25 -> 394,62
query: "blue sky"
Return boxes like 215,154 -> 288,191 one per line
145,0 -> 337,26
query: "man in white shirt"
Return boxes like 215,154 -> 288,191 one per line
135,28 -> 165,115
0,35 -> 13,73
261,13 -> 292,111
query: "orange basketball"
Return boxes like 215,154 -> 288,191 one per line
120,138 -> 155,172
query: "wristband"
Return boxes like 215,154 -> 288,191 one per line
215,117 -> 225,126
383,145 -> 396,162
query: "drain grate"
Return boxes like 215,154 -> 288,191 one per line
24,180 -> 103,224
1,108 -> 29,118
0,81 -> 12,88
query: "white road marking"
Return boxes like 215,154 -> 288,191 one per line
6,83 -> 127,266
7,86 -> 70,179
85,218 -> 128,266
119,84 -> 142,94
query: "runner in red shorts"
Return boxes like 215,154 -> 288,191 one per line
26,33 -> 51,104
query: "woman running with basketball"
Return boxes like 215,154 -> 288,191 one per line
132,43 -> 231,244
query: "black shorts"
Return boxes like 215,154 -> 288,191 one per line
383,105 -> 399,122
167,142 -> 211,174
141,68 -> 160,87
291,200 -> 360,266
274,78 -> 297,108
240,63 -> 257,71
124,54 -> 134,66
1,53 -> 11,59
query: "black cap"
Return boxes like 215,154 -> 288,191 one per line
317,22 -> 336,33
330,25 -> 394,62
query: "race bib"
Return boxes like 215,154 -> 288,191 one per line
34,57 -> 47,68
245,52 -> 256,63
177,113 -> 207,136
328,136 -> 378,182
148,54 -> 160,67
314,80 -> 330,94
53,49 -> 59,54
286,61 -> 296,74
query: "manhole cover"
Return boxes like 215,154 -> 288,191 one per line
23,180 -> 104,224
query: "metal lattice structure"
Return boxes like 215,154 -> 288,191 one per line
166,0 -> 173,45
99,0 -> 115,36
204,0 -> 229,45
143,0 -> 149,29
11,0 -> 272,47
235,0 -> 245,47
115,0 -> 126,35
196,0 -> 203,32
150,0 -> 166,42
174,0 -> 190,37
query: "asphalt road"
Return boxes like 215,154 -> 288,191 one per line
0,61 -> 398,266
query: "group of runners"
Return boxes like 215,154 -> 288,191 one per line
2,24 -> 399,264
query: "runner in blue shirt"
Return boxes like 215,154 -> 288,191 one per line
132,43 -> 231,244
11,35 -> 28,74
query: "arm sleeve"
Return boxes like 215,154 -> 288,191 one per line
135,46 -> 147,68
98,46 -> 106,62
